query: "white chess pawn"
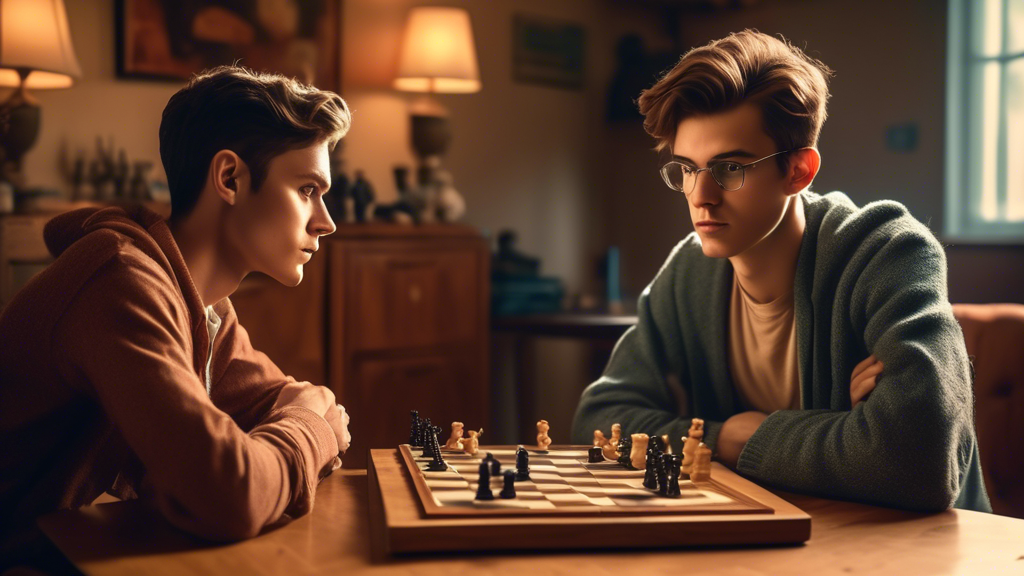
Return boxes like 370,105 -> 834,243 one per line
690,443 -> 712,482
603,423 -> 622,460
630,433 -> 649,470
536,420 -> 552,451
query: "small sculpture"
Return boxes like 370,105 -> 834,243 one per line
350,170 -> 375,223
593,430 -> 608,447
536,420 -> 552,451
434,169 -> 465,222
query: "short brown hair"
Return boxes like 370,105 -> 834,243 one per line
637,30 -> 832,170
159,65 -> 351,222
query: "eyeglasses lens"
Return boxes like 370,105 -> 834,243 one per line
662,162 -> 746,194
661,164 -> 686,192
711,163 -> 744,191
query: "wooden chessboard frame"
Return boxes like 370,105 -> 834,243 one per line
399,444 -> 771,517
368,446 -> 812,555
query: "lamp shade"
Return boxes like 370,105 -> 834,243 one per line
0,0 -> 82,89
394,7 -> 480,94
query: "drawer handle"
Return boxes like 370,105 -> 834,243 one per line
409,285 -> 422,303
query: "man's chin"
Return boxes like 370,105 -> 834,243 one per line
699,240 -> 733,259
267,268 -> 304,287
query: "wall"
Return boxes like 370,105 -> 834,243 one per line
18,0 -> 180,194
606,0 -> 1024,304
342,0 -> 675,441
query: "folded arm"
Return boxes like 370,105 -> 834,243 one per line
55,257 -> 340,540
737,226 -> 974,512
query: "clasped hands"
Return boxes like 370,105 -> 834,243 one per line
716,354 -> 884,469
272,382 -> 351,460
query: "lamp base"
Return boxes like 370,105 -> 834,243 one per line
410,114 -> 451,161
0,80 -> 42,187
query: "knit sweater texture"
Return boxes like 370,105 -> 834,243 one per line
572,191 -> 991,513
0,206 -> 340,566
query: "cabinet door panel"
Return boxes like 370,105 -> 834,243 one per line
348,249 -> 479,350
343,352 -> 486,468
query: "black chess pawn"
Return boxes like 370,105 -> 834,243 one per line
500,470 -> 516,499
643,447 -> 658,489
486,453 -> 500,476
657,453 -> 670,496
475,460 -> 494,500
515,446 -> 531,481
409,410 -> 420,446
669,453 -> 682,478
421,419 -> 435,458
650,434 -> 665,453
617,436 -> 633,468
665,468 -> 681,498
427,432 -> 447,471
588,446 -> 604,463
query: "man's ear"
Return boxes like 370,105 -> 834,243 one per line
209,150 -> 251,206
786,147 -> 821,195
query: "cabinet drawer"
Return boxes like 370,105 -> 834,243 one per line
1,215 -> 52,260
347,247 -> 480,351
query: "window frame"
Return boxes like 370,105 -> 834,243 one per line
944,0 -> 1024,243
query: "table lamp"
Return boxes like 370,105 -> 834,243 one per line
0,0 -> 82,188
393,6 -> 480,187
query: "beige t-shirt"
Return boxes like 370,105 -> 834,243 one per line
728,274 -> 801,413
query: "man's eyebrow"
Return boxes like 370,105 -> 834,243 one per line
672,149 -> 758,164
296,172 -> 331,191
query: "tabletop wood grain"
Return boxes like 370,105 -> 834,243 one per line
37,469 -> 1024,576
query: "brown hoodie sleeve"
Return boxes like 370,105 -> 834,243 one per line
53,254 -> 339,540
207,299 -> 304,434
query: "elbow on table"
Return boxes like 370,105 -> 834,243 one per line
155,490 -> 266,542
884,452 -> 959,513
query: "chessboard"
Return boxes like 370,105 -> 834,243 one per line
402,445 -> 769,516
368,445 -> 812,556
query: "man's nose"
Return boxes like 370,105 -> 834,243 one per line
688,170 -> 721,207
312,200 -> 337,236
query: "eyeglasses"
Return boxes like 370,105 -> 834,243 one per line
659,149 -> 799,195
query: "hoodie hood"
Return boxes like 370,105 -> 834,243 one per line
42,205 -> 210,345
44,205 -> 168,260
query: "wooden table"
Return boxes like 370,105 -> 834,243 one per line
37,469 -> 1024,575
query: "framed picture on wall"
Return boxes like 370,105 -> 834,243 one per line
512,14 -> 585,90
115,0 -> 341,91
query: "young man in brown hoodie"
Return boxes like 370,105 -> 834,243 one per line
0,65 -> 352,569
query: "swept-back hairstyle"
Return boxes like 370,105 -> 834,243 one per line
637,30 -> 832,171
159,65 -> 351,222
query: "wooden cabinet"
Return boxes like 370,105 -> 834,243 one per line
326,224 -> 490,468
0,214 -> 54,309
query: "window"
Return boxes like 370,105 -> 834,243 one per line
945,0 -> 1024,241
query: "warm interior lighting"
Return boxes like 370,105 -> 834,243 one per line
394,7 -> 481,95
0,0 -> 82,88
0,0 -> 82,188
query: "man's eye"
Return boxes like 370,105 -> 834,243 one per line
301,186 -> 317,197
681,166 -> 697,175
721,163 -> 742,173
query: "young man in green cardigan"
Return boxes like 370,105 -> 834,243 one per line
572,30 -> 990,513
